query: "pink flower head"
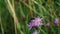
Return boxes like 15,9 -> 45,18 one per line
28,17 -> 43,29
32,30 -> 38,34
45,23 -> 50,27
54,18 -> 59,26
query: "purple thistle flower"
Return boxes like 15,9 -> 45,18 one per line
28,17 -> 43,29
54,18 -> 59,26
32,30 -> 38,34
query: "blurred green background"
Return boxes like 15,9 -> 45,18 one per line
0,0 -> 60,34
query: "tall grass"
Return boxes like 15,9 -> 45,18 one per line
0,0 -> 60,34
